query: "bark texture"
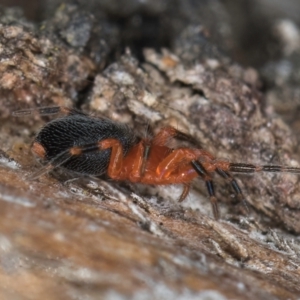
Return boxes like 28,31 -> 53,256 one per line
1,1 -> 300,299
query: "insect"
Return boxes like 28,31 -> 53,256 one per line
13,106 -> 300,219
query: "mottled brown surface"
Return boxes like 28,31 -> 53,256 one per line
1,2 -> 300,300
1,152 -> 300,300
0,24 -> 95,120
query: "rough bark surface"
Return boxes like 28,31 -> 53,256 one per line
1,1 -> 300,300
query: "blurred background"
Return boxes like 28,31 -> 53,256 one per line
1,0 -> 300,67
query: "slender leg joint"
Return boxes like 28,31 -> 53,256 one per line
191,160 -> 219,219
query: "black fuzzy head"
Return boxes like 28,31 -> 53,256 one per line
34,114 -> 138,176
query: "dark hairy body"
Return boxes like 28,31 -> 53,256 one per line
34,113 -> 138,176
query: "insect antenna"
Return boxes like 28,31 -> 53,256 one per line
228,163 -> 300,174
12,106 -> 84,117
12,106 -> 64,116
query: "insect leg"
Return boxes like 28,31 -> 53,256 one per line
156,148 -> 214,180
30,138 -> 146,181
152,126 -> 204,148
216,168 -> 249,213
191,160 -> 219,219
99,139 -> 149,182
28,149 -> 75,180
178,184 -> 191,202
29,141 -> 111,180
